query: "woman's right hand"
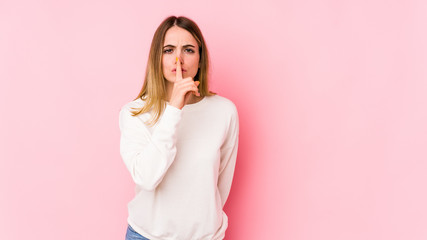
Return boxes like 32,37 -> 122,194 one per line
169,57 -> 200,110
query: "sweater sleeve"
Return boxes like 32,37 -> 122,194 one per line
217,107 -> 239,207
119,104 -> 182,191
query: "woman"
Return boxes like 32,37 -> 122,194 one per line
119,16 -> 239,240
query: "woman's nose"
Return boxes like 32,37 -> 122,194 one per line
176,55 -> 183,64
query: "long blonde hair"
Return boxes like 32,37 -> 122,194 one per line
131,16 -> 214,125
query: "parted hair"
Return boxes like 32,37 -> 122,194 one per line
130,16 -> 214,125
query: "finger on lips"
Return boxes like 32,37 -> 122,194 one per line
176,56 -> 199,96
176,57 -> 182,80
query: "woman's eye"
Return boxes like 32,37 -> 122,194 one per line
184,48 -> 195,53
163,49 -> 173,54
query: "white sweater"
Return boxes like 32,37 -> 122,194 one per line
119,95 -> 239,240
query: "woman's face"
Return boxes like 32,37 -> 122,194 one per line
162,26 -> 200,83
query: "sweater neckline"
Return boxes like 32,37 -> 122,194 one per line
137,96 -> 210,111
182,95 -> 209,112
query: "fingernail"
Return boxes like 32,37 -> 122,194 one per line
176,57 -> 179,62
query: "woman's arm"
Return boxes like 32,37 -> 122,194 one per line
119,104 -> 182,191
217,107 -> 240,207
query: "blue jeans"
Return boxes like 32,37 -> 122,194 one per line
125,224 -> 150,240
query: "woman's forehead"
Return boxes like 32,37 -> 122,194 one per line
163,26 -> 198,46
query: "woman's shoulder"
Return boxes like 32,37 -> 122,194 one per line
118,98 -> 155,128
121,97 -> 144,110
119,98 -> 150,120
206,94 -> 238,115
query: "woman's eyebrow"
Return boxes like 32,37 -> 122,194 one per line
163,44 -> 196,48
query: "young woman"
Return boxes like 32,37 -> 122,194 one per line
119,16 -> 239,240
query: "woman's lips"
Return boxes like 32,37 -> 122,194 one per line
172,68 -> 186,72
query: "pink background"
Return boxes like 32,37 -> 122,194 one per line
1,0 -> 427,239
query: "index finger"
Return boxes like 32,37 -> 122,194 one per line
176,57 -> 182,81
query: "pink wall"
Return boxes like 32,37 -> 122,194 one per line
1,0 -> 427,239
